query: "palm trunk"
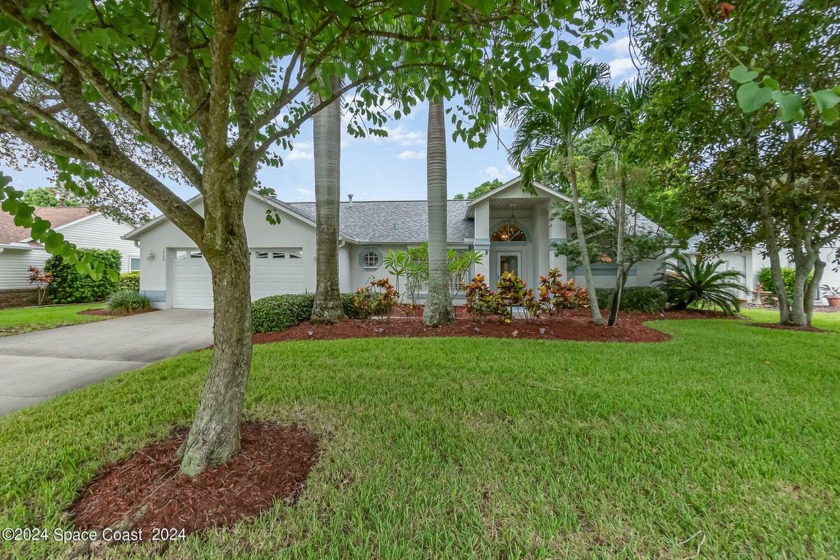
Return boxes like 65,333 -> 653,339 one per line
568,150 -> 604,326
311,80 -> 345,324
180,183 -> 252,477
423,98 -> 454,327
607,161 -> 626,327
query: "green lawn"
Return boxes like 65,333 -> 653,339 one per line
0,304 -> 108,337
1,313 -> 838,558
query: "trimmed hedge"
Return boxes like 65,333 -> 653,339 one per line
119,271 -> 140,292
596,286 -> 667,313
252,293 -> 368,333
757,267 -> 811,299
45,249 -> 121,303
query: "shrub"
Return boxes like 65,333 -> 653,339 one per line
251,293 -> 315,333
595,286 -> 667,313
756,267 -> 812,301
45,249 -> 121,303
106,290 -> 151,313
119,271 -> 140,291
539,268 -> 589,319
464,274 -> 507,321
654,253 -> 746,315
352,278 -> 399,320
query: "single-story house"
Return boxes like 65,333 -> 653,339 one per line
686,235 -> 840,306
0,207 -> 141,307
126,176 -> 672,309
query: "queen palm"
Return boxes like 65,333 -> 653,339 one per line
311,77 -> 345,324
508,61 -> 614,326
423,97 -> 455,327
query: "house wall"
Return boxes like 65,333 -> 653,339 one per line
135,195 -> 318,307
741,246 -> 839,305
0,248 -> 49,293
59,214 -> 139,272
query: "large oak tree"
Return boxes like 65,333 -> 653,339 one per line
0,0 -> 594,475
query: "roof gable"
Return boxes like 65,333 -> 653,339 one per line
0,207 -> 93,244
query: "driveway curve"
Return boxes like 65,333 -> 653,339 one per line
0,309 -> 213,416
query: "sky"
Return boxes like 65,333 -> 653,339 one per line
1,30 -> 637,206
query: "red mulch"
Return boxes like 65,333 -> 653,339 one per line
71,423 -> 319,540
79,307 -> 158,317
749,323 -> 831,333
250,308 -> 726,344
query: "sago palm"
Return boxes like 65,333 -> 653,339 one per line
654,253 -> 747,315
508,61 -> 615,326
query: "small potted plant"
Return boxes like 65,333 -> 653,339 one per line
822,284 -> 840,308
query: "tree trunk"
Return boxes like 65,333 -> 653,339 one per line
568,151 -> 604,326
607,166 -> 626,327
758,181 -> 790,324
804,258 -> 824,328
179,184 -> 253,477
423,98 -> 454,327
311,80 -> 345,324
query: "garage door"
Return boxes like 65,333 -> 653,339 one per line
171,248 -> 305,309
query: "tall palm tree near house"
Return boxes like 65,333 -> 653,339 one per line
508,61 -> 614,326
603,79 -> 647,326
423,97 -> 455,327
311,77 -> 345,324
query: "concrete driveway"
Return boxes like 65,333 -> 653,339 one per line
0,309 -> 213,416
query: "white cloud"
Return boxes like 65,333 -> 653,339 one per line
286,141 -> 313,161
605,36 -> 631,56
608,57 -> 637,80
396,150 -> 425,161
295,187 -> 314,199
481,166 -> 506,181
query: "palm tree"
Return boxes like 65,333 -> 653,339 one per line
603,79 -> 647,326
310,77 -> 345,324
508,61 -> 614,326
422,97 -> 455,327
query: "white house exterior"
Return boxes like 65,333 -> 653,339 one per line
686,236 -> 840,306
0,207 -> 140,306
126,177 -> 671,310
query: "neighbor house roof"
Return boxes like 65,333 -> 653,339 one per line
285,199 -> 474,244
0,207 -> 92,244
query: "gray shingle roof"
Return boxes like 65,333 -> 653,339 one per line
284,199 -> 474,243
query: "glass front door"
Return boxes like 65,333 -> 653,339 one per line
498,252 -> 520,278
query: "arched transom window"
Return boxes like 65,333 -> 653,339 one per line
491,223 -> 527,242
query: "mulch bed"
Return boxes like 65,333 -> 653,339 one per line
71,423 -> 319,541
252,308 -> 737,345
79,307 -> 158,317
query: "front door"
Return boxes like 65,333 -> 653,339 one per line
497,251 -> 522,279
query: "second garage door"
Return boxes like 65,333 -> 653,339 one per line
171,248 -> 305,309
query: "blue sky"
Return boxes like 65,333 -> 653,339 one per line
1,30 -> 635,205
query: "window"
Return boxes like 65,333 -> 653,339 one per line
190,251 -> 204,259
174,250 -> 190,260
255,251 -> 268,259
360,249 -> 381,269
130,257 -> 140,271
289,251 -> 302,259
272,251 -> 285,259
491,224 -> 527,242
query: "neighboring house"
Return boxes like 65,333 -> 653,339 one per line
0,207 -> 140,307
126,176 -> 673,310
685,235 -> 840,306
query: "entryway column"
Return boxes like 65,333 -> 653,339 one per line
473,200 -> 491,281
548,214 -> 567,279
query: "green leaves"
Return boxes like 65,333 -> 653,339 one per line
735,82 -> 773,114
730,65 -> 838,125
809,89 -> 840,126
729,65 -> 759,84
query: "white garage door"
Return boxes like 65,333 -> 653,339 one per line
171,248 -> 305,309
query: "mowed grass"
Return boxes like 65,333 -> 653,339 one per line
0,303 -> 107,337
1,313 -> 838,558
